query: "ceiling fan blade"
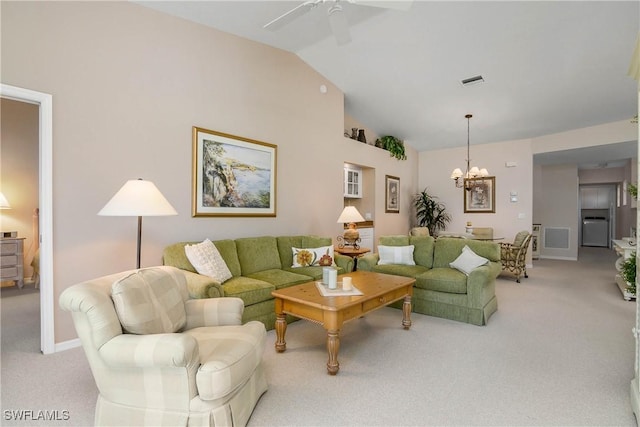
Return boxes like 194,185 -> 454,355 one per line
263,1 -> 320,31
328,4 -> 351,45
349,0 -> 414,11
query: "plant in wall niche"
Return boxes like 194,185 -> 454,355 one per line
413,188 -> 451,236
621,253 -> 636,296
628,183 -> 637,200
375,135 -> 407,160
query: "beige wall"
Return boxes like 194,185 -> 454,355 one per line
420,120 -> 637,262
536,164 -> 580,260
1,98 -> 39,278
2,2 -> 419,344
418,138 -> 534,245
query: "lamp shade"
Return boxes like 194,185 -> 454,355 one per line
0,192 -> 11,209
450,168 -> 463,179
98,179 -> 177,217
337,206 -> 365,224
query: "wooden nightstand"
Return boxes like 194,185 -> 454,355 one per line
1,237 -> 25,288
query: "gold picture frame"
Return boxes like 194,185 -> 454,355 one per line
463,177 -> 495,213
192,127 -> 277,217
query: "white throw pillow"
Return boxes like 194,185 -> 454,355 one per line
378,245 -> 416,265
449,245 -> 489,275
292,246 -> 336,267
185,239 -> 233,283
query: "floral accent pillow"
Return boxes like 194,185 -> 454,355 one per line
292,246 -> 336,267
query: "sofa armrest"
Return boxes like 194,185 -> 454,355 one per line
181,270 -> 224,299
99,333 -> 199,369
467,264 -> 498,307
335,253 -> 354,272
184,297 -> 244,329
356,253 -> 380,271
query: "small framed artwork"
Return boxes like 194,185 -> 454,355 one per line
385,175 -> 400,213
464,177 -> 496,213
192,127 -> 277,217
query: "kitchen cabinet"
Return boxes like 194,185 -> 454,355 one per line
344,165 -> 362,198
580,186 -> 611,209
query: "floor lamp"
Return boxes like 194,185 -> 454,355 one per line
98,179 -> 177,269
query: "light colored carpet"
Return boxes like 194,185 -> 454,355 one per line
1,247 -> 637,426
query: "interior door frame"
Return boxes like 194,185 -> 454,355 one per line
1,84 -> 54,354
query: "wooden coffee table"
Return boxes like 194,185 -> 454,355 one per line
272,270 -> 415,375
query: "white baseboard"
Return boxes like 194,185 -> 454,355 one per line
55,338 -> 81,353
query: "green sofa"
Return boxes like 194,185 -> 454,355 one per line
357,236 -> 501,326
163,235 -> 353,330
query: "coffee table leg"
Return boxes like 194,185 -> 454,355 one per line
326,330 -> 340,375
274,301 -> 287,352
402,295 -> 412,329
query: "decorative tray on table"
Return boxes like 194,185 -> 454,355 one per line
315,282 -> 363,297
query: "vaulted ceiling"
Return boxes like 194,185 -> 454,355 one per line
136,1 -> 639,164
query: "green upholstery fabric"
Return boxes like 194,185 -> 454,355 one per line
235,237 -> 282,276
359,235 -> 500,326
246,269 -> 311,289
432,237 -> 500,268
416,268 -> 467,294
163,235 -> 352,331
276,236 -> 304,268
372,264 -> 429,278
163,242 -> 199,273
379,235 -> 410,246
221,276 -> 274,306
212,239 -> 242,277
410,236 -> 435,268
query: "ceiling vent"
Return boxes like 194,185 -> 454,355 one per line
461,75 -> 485,87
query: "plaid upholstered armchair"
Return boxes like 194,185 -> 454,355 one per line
500,231 -> 533,283
60,266 -> 267,426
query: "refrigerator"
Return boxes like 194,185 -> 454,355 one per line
582,217 -> 609,247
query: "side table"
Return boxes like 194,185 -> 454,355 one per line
334,247 -> 371,271
1,237 -> 25,288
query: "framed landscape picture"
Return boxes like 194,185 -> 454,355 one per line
464,177 -> 495,213
192,127 -> 277,217
385,175 -> 400,213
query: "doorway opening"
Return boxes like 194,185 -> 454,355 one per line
1,84 -> 54,354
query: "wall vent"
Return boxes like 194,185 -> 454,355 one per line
544,227 -> 570,249
461,75 -> 485,86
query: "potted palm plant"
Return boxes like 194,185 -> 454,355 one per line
413,189 -> 451,236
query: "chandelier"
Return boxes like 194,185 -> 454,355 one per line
450,114 -> 489,191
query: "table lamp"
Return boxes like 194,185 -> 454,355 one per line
98,179 -> 177,269
337,206 -> 365,249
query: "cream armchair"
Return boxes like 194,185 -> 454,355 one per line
59,266 -> 267,427
500,231 -> 532,283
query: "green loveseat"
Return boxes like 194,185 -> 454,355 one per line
357,236 -> 501,326
163,235 -> 353,330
